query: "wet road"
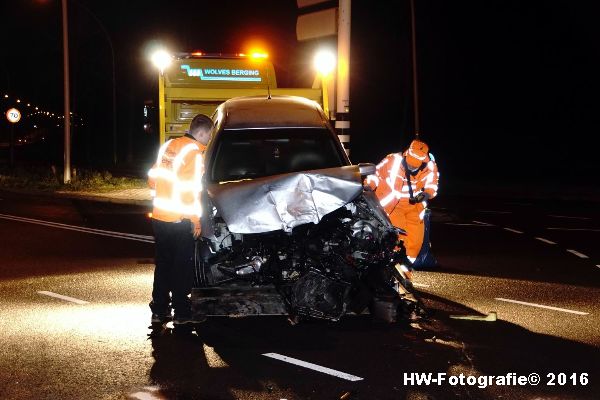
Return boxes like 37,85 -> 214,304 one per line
0,190 -> 598,399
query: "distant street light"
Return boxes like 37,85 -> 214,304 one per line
314,49 -> 336,118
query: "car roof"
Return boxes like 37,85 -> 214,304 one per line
220,95 -> 328,129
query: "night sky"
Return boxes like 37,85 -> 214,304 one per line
1,0 -> 598,186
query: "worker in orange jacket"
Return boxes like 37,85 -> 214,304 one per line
147,114 -> 213,325
367,139 -> 439,265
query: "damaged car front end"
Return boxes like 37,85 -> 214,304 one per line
192,96 -> 421,323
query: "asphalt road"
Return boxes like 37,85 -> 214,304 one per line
0,190 -> 598,400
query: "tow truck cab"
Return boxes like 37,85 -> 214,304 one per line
153,53 -> 323,144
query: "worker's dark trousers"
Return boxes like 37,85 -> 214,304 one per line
150,219 -> 195,317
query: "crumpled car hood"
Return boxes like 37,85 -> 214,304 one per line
208,166 -> 363,233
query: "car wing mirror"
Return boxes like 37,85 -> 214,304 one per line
357,163 -> 376,178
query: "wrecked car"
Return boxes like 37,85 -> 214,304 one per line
192,96 -> 420,323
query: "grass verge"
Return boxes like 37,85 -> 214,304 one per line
0,166 -> 146,192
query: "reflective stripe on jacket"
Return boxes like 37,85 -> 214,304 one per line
366,152 -> 439,215
148,136 -> 206,225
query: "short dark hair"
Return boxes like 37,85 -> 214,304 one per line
189,114 -> 213,135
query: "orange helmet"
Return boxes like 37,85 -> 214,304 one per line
404,140 -> 429,168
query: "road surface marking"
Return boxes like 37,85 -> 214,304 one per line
477,210 -> 512,214
472,220 -> 495,226
566,249 -> 589,259
547,227 -> 600,232
37,291 -> 89,305
129,390 -> 161,400
262,353 -> 363,381
548,214 -> 590,220
412,282 -> 430,288
0,213 -> 154,243
596,265 -> 600,269
503,227 -> 523,234
445,223 -> 492,226
494,298 -> 588,315
447,220 -> 495,227
534,237 -> 556,245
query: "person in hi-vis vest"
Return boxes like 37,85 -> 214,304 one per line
147,114 -> 213,325
366,139 -> 439,264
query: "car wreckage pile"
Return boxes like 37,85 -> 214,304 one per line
192,165 -> 424,324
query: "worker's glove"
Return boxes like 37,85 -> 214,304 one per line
192,220 -> 202,239
409,192 -> 428,204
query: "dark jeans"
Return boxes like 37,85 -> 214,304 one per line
150,219 -> 195,317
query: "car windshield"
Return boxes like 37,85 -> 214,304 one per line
209,128 -> 345,182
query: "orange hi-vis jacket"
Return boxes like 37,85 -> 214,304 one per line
148,136 -> 206,226
366,152 -> 439,260
366,152 -> 439,213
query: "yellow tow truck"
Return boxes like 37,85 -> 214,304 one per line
154,52 -> 324,144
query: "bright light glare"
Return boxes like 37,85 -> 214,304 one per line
314,49 -> 336,76
151,50 -> 172,72
250,52 -> 268,59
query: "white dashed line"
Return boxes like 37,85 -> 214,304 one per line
596,265 -> 600,270
566,249 -> 589,259
548,215 -> 590,220
534,237 -> 556,245
445,223 -> 492,226
547,228 -> 600,232
445,220 -> 495,227
495,298 -> 589,316
503,227 -> 523,234
477,210 -> 513,214
412,282 -> 430,288
37,291 -> 89,305
0,213 -> 154,243
472,220 -> 495,226
262,353 -> 363,381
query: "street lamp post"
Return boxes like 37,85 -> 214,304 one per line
150,50 -> 172,145
410,0 -> 420,139
61,0 -> 71,184
314,49 -> 336,119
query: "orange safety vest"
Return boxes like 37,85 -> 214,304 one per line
148,136 -> 206,225
366,152 -> 439,215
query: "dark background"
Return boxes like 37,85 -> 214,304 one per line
1,0 -> 598,188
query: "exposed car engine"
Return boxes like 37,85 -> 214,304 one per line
195,192 -> 418,322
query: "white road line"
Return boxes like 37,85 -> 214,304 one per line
548,214 -> 590,220
262,353 -> 363,381
412,282 -> 430,288
37,291 -> 89,305
503,227 -> 523,234
445,223 -> 492,226
534,237 -> 556,245
129,391 -> 161,400
495,297 -> 589,316
596,265 -> 600,269
566,249 -> 589,259
472,220 -> 495,226
476,210 -> 513,214
547,227 -> 600,232
446,220 -> 495,227
0,213 -> 154,243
